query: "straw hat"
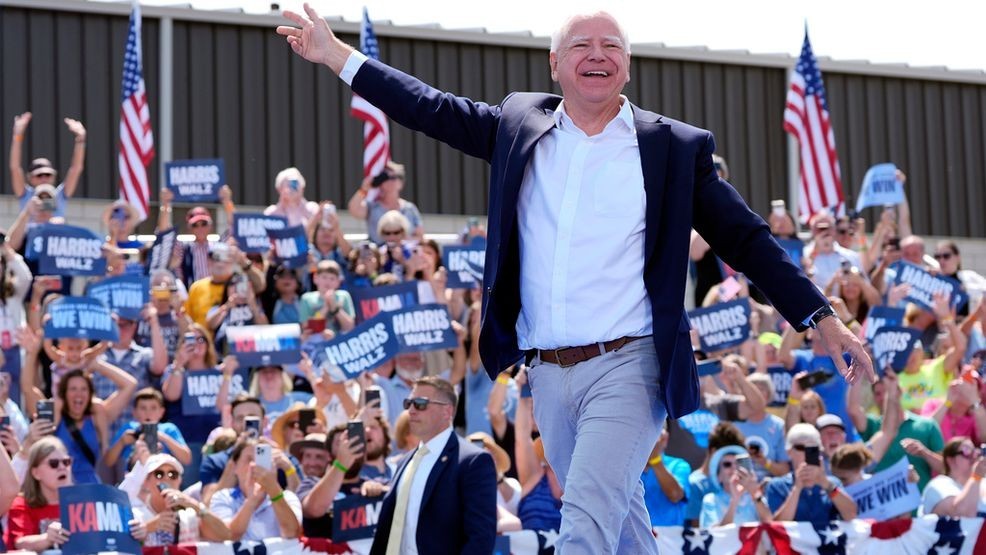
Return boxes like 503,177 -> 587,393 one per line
271,402 -> 327,449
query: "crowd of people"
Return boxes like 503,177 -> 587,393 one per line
1,106 -> 986,553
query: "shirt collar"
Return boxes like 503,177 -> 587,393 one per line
553,95 -> 635,135
419,425 -> 454,455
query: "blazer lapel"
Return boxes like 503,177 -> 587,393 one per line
498,107 -> 556,239
633,104 -> 671,263
419,433 -> 458,508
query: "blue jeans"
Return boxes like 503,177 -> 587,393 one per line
528,337 -> 666,554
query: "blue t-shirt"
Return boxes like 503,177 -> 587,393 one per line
18,184 -> 68,216
765,472 -> 843,524
735,414 -> 790,480
111,421 -> 187,465
791,349 -> 859,442
685,470 -> 713,522
642,454 -> 691,526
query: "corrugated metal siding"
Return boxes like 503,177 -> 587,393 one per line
2,4 -> 985,238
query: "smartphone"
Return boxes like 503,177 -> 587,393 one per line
364,386 -> 382,407
796,370 -> 831,390
371,171 -> 390,187
40,197 -> 57,213
770,199 -> 786,217
697,358 -> 723,377
244,416 -> 261,439
347,420 -> 365,450
736,454 -> 755,474
471,438 -> 485,449
36,400 -> 54,423
887,237 -> 901,250
840,259 -> 852,273
0,416 -> 10,431
254,443 -> 272,470
182,332 -> 198,348
805,445 -> 820,466
298,409 -> 316,434
143,423 -> 159,454
981,445 -> 986,458
883,205 -> 897,222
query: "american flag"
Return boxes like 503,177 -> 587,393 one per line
350,7 -> 390,177
783,30 -> 843,223
118,0 -> 155,221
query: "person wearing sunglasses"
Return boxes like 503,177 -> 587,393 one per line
920,436 -> 986,517
764,423 -> 857,524
347,160 -> 425,246
129,454 -> 231,545
368,376 -> 496,553
4,437 -> 74,550
698,445 -> 771,527
935,241 -> 986,314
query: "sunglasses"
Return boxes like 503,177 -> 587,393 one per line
46,457 -> 73,470
934,252 -> 954,261
836,228 -> 852,236
153,470 -> 181,480
719,461 -> 734,469
403,397 -> 452,411
190,221 -> 210,228
381,229 -> 404,236
790,444 -> 816,452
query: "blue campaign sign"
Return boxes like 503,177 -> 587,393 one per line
145,227 -> 177,274
86,275 -> 149,321
267,225 -> 309,269
844,457 -> 920,520
232,213 -> 288,253
775,238 -> 804,269
59,483 -> 140,555
864,306 -> 906,343
164,158 -> 225,202
443,245 -> 485,288
350,281 -> 419,323
332,495 -> 383,542
320,316 -> 399,380
687,298 -> 752,353
766,365 -> 796,407
227,324 -> 301,367
893,261 -> 968,313
855,163 -> 904,212
44,297 -> 119,342
871,326 -> 921,374
391,303 -> 459,354
30,224 -> 107,276
181,368 -> 249,416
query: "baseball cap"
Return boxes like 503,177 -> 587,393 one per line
29,158 -> 56,177
186,206 -> 213,225
289,433 -> 329,461
144,453 -> 184,475
815,413 -> 845,432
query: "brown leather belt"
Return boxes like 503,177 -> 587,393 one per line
534,336 -> 645,368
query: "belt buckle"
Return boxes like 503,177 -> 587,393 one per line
552,347 -> 578,368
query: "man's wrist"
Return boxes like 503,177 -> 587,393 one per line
807,305 -> 836,329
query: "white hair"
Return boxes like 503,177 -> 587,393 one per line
785,423 -> 822,450
274,167 -> 306,191
550,12 -> 630,54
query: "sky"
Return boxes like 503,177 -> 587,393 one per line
117,0 -> 986,72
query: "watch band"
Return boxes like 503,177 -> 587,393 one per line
808,305 -> 836,329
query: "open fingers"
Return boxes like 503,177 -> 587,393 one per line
275,25 -> 302,38
302,2 -> 322,23
279,9 -> 309,29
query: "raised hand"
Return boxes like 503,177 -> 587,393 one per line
814,315 -> 876,385
63,117 -> 86,139
277,3 -> 348,70
12,112 -> 32,135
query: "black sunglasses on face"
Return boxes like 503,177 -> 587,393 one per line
934,252 -> 954,261
46,457 -> 73,469
403,397 -> 452,411
719,461 -> 734,469
154,470 -> 181,480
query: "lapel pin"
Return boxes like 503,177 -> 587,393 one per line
441,455 -> 448,462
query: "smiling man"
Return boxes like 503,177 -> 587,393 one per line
277,6 -> 874,553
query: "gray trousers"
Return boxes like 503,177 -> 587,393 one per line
528,337 -> 666,555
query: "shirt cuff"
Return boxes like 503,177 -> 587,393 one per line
801,305 -> 829,329
340,50 -> 369,86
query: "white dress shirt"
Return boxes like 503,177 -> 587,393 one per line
515,99 -> 651,349
340,52 -> 652,349
398,425 -> 454,555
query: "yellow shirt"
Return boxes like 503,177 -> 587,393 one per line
184,277 -> 226,328
898,355 -> 950,413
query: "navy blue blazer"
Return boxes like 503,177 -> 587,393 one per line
369,433 -> 497,554
351,59 -> 826,418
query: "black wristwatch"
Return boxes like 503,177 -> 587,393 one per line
808,305 -> 836,329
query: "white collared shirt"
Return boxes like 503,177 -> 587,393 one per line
399,425 -> 454,555
340,52 -> 652,349
515,99 -> 651,349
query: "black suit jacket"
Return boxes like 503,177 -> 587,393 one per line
369,432 -> 497,554
351,59 -> 827,418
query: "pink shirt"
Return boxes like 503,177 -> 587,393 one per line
921,398 -> 978,442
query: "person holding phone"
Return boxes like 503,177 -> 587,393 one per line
104,389 -> 192,470
347,160 -> 425,245
764,423 -> 857,523
208,272 -> 268,354
264,167 -> 320,228
699,445 -> 772,527
298,260 -> 355,342
919,436 -> 986,517
300,422 -> 370,539
209,439 -> 302,542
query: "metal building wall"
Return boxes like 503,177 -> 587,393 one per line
2,2 -> 984,238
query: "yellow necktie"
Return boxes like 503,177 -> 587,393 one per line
386,444 -> 430,554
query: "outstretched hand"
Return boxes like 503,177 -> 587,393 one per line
814,315 -> 876,385
276,3 -> 352,72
